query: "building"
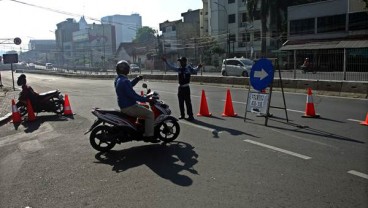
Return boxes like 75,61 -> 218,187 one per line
202,0 -> 268,59
55,18 -> 79,66
280,0 -> 368,80
101,14 -> 142,49
55,17 -> 116,68
159,9 -> 201,64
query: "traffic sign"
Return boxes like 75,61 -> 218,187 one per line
13,37 -> 22,45
250,58 -> 274,91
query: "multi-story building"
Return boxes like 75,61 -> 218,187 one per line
202,0 -> 271,59
55,18 -> 79,66
101,14 -> 142,49
280,0 -> 368,79
159,9 -> 201,63
55,17 -> 116,68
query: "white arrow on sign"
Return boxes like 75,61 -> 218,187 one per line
254,68 -> 268,80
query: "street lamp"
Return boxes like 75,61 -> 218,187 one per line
213,1 -> 229,57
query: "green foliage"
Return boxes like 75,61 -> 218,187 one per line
133,26 -> 157,44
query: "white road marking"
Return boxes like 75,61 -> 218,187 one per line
348,170 -> 368,179
347,119 -> 363,123
180,120 -> 220,135
244,139 -> 312,160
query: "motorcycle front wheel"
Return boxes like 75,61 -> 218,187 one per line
89,125 -> 116,152
156,118 -> 180,143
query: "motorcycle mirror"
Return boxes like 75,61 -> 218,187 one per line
142,83 -> 147,88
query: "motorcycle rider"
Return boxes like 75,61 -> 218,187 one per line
114,60 -> 158,142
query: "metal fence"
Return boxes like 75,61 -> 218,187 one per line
277,48 -> 368,82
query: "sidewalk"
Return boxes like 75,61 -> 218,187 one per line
0,86 -> 19,123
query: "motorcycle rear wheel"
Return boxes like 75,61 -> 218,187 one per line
90,125 -> 116,152
156,118 -> 180,143
54,99 -> 64,115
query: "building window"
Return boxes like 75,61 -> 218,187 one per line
241,13 -> 247,23
229,34 -> 236,42
241,33 -> 250,42
254,31 -> 261,41
228,0 -> 235,4
290,18 -> 314,35
317,14 -> 345,33
349,12 -> 368,31
228,14 -> 236,24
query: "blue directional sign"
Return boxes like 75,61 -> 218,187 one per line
250,58 -> 274,91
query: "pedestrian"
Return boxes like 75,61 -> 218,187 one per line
162,56 -> 202,121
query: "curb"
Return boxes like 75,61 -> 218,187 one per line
0,113 -> 11,124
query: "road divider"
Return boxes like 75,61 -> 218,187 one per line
23,70 -> 367,98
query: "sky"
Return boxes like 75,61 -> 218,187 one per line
0,0 -> 203,52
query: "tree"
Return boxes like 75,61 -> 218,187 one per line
133,26 -> 157,44
247,0 -> 329,57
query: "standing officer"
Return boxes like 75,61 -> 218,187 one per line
162,56 -> 202,121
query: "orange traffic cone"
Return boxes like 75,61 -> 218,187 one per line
302,88 -> 320,118
63,94 -> 73,115
26,99 -> 36,121
11,99 -> 22,124
360,113 -> 368,126
197,90 -> 211,117
222,89 -> 237,117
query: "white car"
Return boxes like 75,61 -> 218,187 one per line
221,57 -> 254,77
130,64 -> 140,72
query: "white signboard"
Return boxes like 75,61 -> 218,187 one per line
247,92 -> 269,114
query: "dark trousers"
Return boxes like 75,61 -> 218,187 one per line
178,86 -> 193,117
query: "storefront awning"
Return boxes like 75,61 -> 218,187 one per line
280,40 -> 368,51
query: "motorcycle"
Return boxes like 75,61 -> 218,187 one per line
16,89 -> 64,116
85,83 -> 180,152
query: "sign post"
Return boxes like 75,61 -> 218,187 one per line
244,58 -> 288,126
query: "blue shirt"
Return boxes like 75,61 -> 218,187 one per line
114,75 -> 148,109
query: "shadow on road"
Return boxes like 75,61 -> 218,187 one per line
188,115 -> 259,138
14,114 -> 69,132
94,141 -> 199,186
266,118 -> 365,144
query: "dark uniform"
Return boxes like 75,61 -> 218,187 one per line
164,57 -> 200,120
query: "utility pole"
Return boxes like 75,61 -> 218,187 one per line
194,38 -> 197,64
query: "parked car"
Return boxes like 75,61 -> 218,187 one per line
45,63 -> 53,69
27,63 -> 35,70
221,57 -> 254,77
130,64 -> 140,72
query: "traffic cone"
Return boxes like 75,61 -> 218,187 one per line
197,90 -> 211,117
302,88 -> 320,118
63,94 -> 73,115
360,113 -> 368,126
222,89 -> 237,117
26,99 -> 36,121
11,99 -> 22,124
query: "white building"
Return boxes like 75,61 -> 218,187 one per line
101,14 -> 142,49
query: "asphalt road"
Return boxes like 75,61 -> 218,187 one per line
0,72 -> 367,208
